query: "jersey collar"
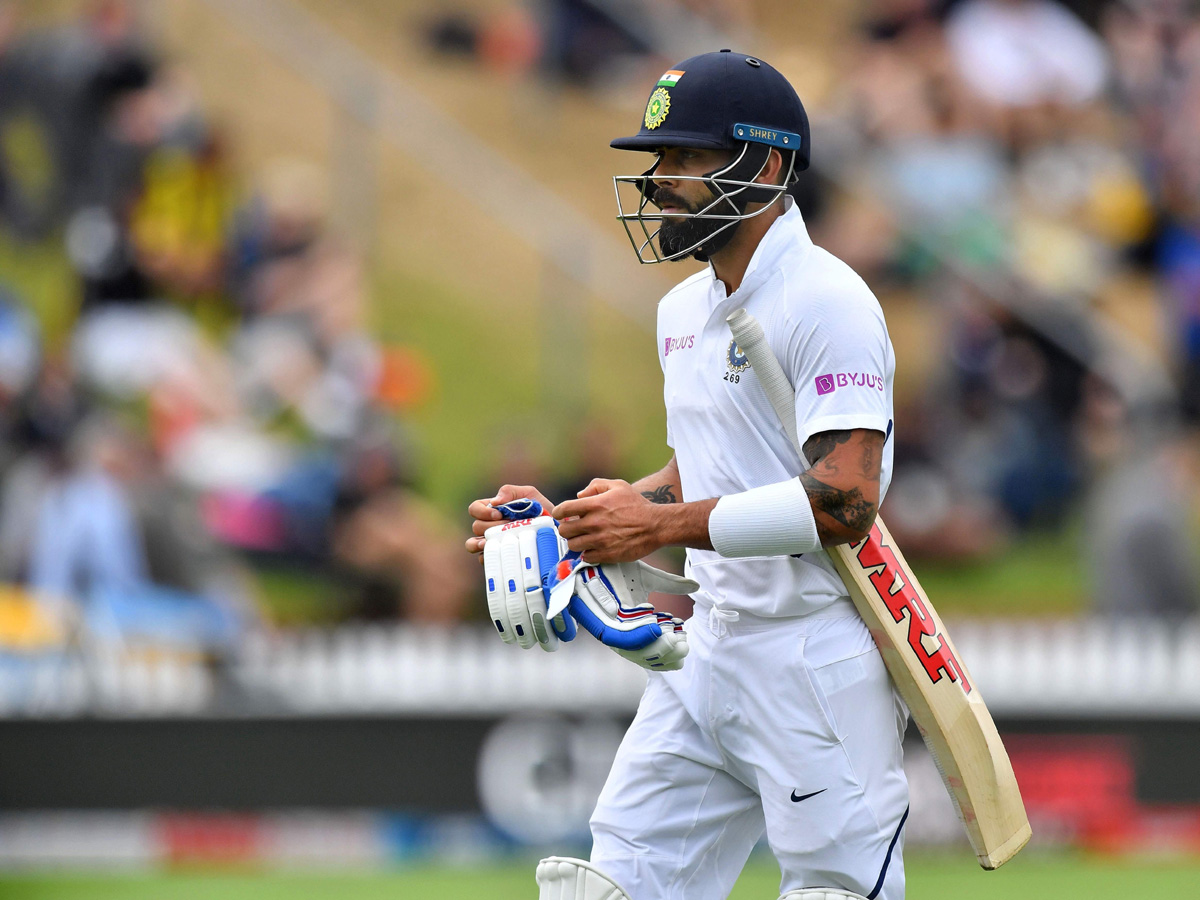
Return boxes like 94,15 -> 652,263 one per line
709,195 -> 811,299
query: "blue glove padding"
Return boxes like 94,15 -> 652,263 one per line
568,567 -> 664,650
495,499 -> 544,520
552,554 -> 695,671
483,503 -> 575,649
501,499 -> 574,641
540,527 -> 576,642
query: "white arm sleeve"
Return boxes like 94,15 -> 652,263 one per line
708,477 -> 820,558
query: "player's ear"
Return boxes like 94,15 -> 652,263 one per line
756,147 -> 784,186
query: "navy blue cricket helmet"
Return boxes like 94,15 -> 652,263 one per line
611,50 -> 811,264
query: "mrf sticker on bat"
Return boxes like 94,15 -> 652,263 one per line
852,525 -> 972,694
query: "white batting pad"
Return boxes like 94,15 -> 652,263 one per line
779,890 -> 869,900
537,856 -> 633,900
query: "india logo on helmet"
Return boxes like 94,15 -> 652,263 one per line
644,87 -> 671,130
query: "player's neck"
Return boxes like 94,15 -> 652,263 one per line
709,202 -> 785,296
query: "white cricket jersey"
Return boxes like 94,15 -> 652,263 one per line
657,199 -> 895,618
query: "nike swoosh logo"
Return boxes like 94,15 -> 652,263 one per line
790,788 -> 826,803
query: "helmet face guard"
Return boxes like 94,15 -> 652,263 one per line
613,141 -> 798,264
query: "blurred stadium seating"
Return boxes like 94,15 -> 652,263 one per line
1,0 -> 1200,880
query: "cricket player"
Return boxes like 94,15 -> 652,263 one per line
467,50 -> 909,900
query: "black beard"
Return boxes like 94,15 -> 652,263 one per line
655,191 -> 740,261
658,214 -> 732,260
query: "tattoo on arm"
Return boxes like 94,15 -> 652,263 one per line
802,429 -> 853,465
799,429 -> 884,545
799,472 -> 876,535
634,455 -> 681,505
641,484 -> 678,505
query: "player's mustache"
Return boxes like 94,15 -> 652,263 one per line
653,189 -> 694,212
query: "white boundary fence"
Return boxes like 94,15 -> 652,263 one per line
3,617 -> 1200,718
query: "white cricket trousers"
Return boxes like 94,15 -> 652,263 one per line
590,601 -> 910,900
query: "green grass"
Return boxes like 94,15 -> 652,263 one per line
2,854 -> 1199,900
252,565 -> 355,625
914,526 -> 1087,616
370,267 -> 545,508
370,268 -> 668,511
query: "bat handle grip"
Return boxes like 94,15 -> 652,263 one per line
725,308 -> 764,346
725,308 -> 803,456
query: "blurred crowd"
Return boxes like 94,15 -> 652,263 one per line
425,0 -> 753,85
808,0 -> 1200,615
0,1 -> 475,665
1,0 -> 1198,665
429,0 -> 1200,616
426,0 -> 1200,616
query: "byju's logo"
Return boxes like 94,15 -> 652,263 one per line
815,372 -> 883,395
664,334 -> 695,357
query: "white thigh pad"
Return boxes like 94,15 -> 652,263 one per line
537,856 -> 632,900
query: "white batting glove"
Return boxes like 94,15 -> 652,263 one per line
483,500 -> 576,651
550,552 -> 696,671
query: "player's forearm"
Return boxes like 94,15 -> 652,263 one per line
630,457 -> 717,551
554,435 -> 878,562
631,455 -> 682,505
553,470 -> 713,563
707,429 -> 883,558
652,497 -> 718,551
706,476 -> 869,557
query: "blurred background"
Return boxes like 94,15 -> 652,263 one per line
0,0 -> 1198,896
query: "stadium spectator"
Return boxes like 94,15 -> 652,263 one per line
0,365 -> 253,651
426,0 -> 747,86
1087,418 -> 1200,618
945,0 -> 1111,109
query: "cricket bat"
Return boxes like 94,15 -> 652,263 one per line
726,308 -> 1031,870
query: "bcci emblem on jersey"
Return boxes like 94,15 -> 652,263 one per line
727,340 -> 750,374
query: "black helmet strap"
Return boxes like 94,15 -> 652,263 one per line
705,142 -> 779,212
627,141 -> 797,263
691,141 -> 791,261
